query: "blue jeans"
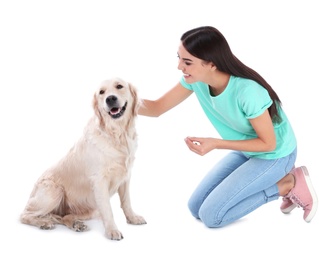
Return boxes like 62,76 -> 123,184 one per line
188,148 -> 297,227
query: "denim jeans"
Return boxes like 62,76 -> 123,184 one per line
187,148 -> 297,227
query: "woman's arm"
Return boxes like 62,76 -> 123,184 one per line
138,82 -> 193,117
185,109 -> 276,156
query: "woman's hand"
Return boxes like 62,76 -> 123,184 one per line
184,111 -> 277,155
184,136 -> 219,156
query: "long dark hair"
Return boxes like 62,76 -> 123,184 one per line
181,26 -> 282,123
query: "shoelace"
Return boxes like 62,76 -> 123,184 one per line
289,193 -> 307,209
282,196 -> 291,202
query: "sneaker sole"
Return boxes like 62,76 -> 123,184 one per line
301,166 -> 318,222
281,203 -> 297,214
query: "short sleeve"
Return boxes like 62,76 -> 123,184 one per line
239,82 -> 273,119
180,76 -> 193,90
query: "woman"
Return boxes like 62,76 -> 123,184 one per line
138,26 -> 317,227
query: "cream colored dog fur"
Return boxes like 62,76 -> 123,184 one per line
20,78 -> 146,240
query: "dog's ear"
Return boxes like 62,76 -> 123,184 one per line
92,91 -> 105,126
128,82 -> 140,117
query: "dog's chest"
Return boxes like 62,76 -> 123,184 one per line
89,132 -> 137,168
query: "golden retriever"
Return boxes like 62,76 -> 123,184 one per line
20,77 -> 146,240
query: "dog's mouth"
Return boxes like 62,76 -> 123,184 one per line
108,102 -> 127,119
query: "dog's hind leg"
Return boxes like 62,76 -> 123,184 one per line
60,213 -> 92,232
20,178 -> 64,230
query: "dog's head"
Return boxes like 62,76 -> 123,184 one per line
93,77 -> 139,127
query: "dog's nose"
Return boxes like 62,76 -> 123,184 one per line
106,95 -> 118,106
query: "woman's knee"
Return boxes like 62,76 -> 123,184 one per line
187,196 -> 201,219
198,205 -> 222,228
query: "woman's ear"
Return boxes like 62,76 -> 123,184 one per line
210,63 -> 217,71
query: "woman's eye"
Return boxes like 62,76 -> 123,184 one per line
185,62 -> 191,66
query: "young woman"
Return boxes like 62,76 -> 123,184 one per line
138,26 -> 317,227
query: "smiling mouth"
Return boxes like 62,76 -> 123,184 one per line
108,102 -> 127,119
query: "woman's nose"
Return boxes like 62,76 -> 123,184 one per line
177,61 -> 183,71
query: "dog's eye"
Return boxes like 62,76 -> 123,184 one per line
99,90 -> 105,95
116,84 -> 123,89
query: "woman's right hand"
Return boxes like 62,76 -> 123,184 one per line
184,136 -> 219,156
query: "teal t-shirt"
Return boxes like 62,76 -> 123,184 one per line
180,75 -> 297,159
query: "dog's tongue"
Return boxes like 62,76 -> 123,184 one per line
110,107 -> 120,115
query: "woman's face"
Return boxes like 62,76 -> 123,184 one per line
177,42 -> 212,84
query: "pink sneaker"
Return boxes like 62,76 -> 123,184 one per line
280,196 -> 297,214
286,166 -> 318,222
280,170 -> 297,213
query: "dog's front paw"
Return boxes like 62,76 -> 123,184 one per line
106,230 -> 124,241
126,215 -> 147,225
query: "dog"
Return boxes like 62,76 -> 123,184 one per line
20,77 -> 146,240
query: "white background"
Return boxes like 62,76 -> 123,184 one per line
1,0 -> 318,259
